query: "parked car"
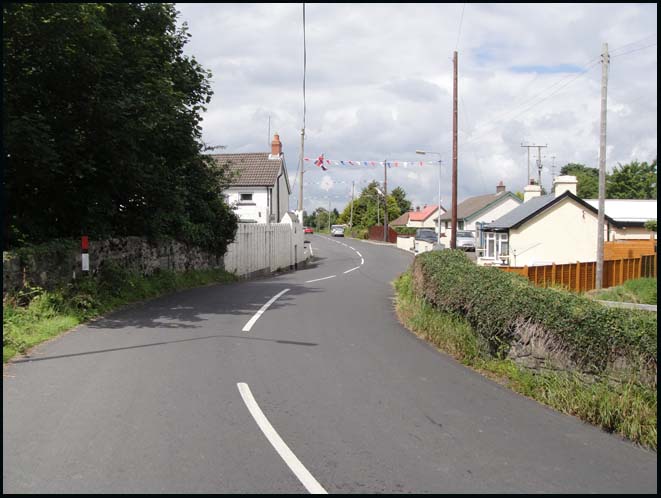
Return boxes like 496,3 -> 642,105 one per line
414,228 -> 438,244
456,230 -> 476,251
304,226 -> 314,234
331,225 -> 345,237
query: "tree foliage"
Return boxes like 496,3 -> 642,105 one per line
607,159 -> 657,200
3,3 -> 238,253
337,181 -> 404,228
560,163 -> 599,198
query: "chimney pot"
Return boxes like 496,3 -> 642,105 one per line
496,181 -> 506,193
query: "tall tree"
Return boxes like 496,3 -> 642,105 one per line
559,163 -> 599,198
607,159 -> 657,199
390,186 -> 412,214
3,3 -> 237,253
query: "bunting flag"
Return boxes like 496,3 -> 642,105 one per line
303,156 -> 437,169
314,154 -> 327,171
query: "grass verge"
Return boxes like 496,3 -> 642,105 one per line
589,277 -> 657,305
393,270 -> 657,450
3,266 -> 237,363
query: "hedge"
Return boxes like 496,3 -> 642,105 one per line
411,250 -> 657,382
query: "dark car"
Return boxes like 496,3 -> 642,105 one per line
415,228 -> 438,243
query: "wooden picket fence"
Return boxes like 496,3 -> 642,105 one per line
499,253 -> 657,292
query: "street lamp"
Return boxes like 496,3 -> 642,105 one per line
416,150 -> 442,244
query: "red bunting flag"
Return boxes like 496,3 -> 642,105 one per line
314,154 -> 327,171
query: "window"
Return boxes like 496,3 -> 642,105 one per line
240,193 -> 253,202
458,220 -> 465,230
485,232 -> 508,258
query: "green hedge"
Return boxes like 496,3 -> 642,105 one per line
393,226 -> 417,235
412,250 -> 657,380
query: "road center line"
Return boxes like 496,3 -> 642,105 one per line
237,383 -> 328,494
360,258 -> 364,265
343,266 -> 360,274
355,251 -> 362,258
242,289 -> 290,332
305,275 -> 336,283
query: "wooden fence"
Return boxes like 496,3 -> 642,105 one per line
499,253 -> 657,292
604,239 -> 656,260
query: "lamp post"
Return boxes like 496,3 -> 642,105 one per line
416,150 -> 442,244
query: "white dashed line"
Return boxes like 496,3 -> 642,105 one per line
361,258 -> 364,265
305,275 -> 336,283
242,289 -> 290,332
237,383 -> 328,494
343,266 -> 360,274
355,251 -> 362,258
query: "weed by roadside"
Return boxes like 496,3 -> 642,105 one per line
3,266 -> 237,363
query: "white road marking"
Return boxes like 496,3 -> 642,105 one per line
309,244 -> 314,256
360,258 -> 364,265
355,251 -> 362,258
343,266 -> 360,274
242,289 -> 290,332
237,383 -> 328,494
305,275 -> 336,283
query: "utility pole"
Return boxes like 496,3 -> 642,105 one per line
328,198 -> 331,233
535,145 -> 547,188
451,51 -> 458,249
383,159 -> 388,242
298,128 -> 305,219
521,143 -> 531,185
349,181 -> 355,228
550,155 -> 556,185
596,42 -> 609,290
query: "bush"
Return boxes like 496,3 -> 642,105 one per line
393,226 -> 417,236
411,250 -> 657,380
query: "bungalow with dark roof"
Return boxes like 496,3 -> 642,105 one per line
479,175 -> 654,267
211,134 -> 291,223
437,181 -> 522,247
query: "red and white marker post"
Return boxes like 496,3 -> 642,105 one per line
81,236 -> 89,273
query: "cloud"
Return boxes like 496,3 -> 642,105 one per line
175,3 -> 657,212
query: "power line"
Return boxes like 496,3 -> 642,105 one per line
611,42 -> 657,59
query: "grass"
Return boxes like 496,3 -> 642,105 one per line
393,270 -> 657,450
590,277 -> 657,305
3,266 -> 237,363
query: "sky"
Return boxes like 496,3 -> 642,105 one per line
175,3 -> 657,214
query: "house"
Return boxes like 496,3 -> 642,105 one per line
407,205 -> 445,229
584,199 -> 657,240
480,175 -> 656,267
390,211 -> 410,227
437,181 -> 522,246
211,134 -> 291,223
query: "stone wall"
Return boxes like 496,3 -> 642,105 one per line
3,237 -> 224,294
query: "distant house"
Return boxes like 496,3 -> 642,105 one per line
211,134 -> 291,223
481,175 -> 656,267
407,205 -> 445,229
584,199 -> 657,240
437,181 -> 522,246
390,211 -> 410,227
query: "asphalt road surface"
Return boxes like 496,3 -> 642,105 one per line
3,235 -> 657,493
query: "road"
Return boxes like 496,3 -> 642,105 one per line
3,235 -> 657,493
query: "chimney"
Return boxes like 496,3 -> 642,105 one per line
553,175 -> 578,196
270,133 -> 282,157
523,183 -> 542,202
496,181 -> 506,194
416,206 -> 420,212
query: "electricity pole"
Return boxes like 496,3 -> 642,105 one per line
451,51 -> 458,249
328,198 -> 331,233
383,159 -> 388,242
349,181 -> 355,228
596,42 -> 609,290
521,143 -> 546,185
298,128 -> 304,219
535,145 -> 547,187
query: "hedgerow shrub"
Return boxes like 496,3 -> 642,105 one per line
393,226 -> 417,235
411,250 -> 657,381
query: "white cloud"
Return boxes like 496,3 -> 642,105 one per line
176,3 -> 657,212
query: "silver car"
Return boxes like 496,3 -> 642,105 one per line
455,230 -> 475,251
331,225 -> 345,237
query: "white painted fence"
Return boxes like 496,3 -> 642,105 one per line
223,223 -> 308,277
